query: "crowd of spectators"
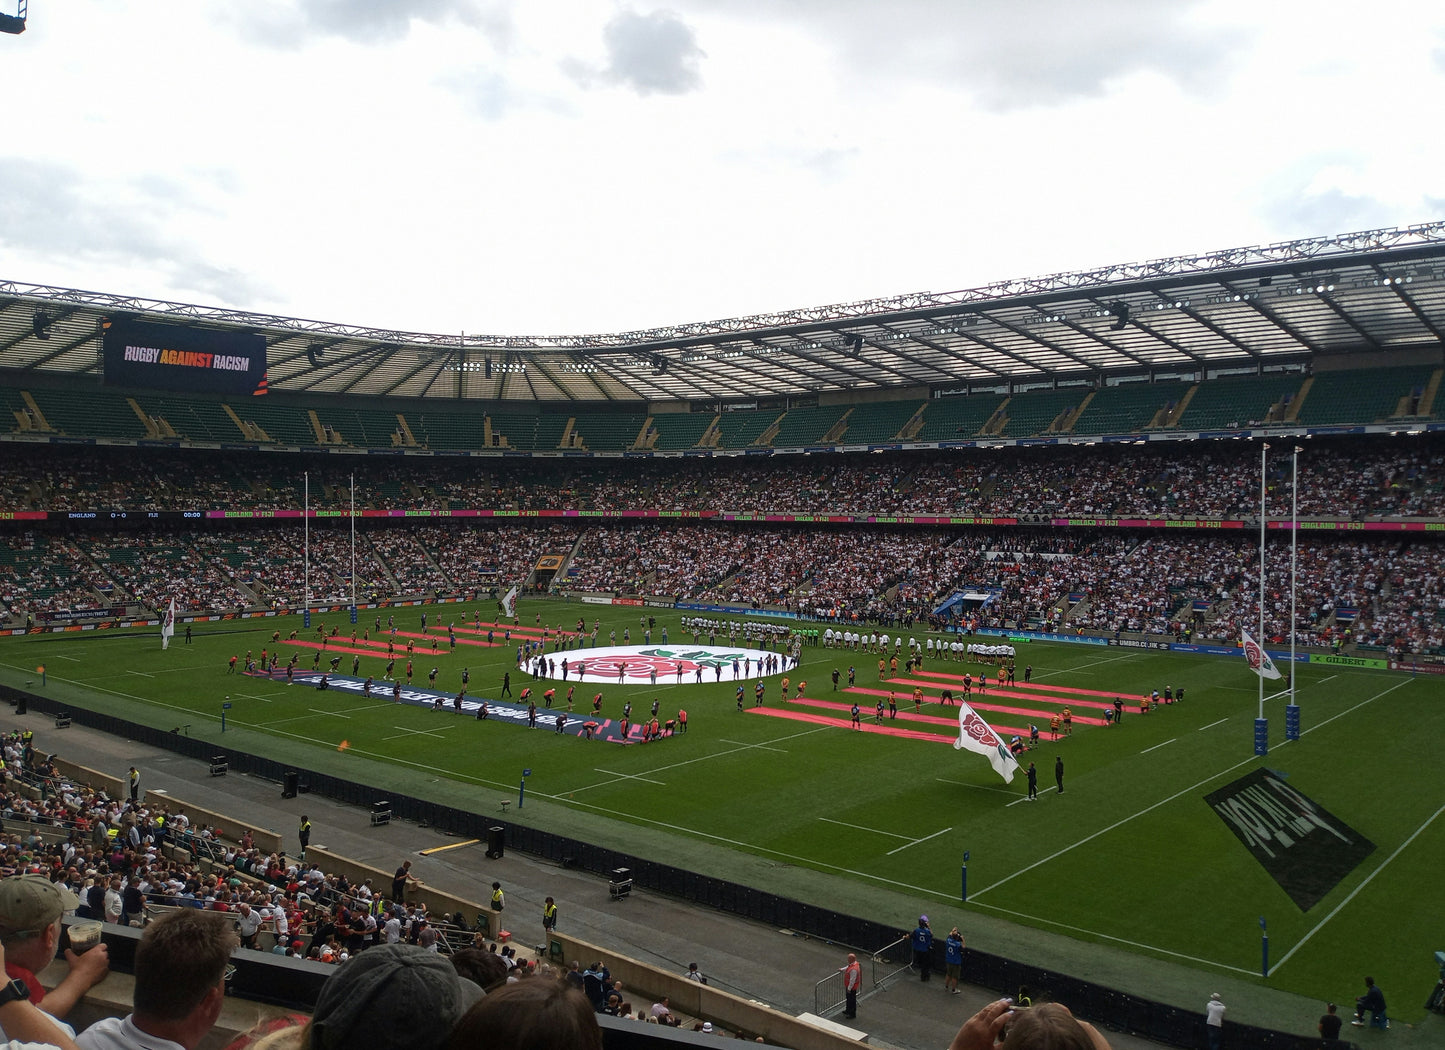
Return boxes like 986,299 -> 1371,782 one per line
0,535 -> 117,620
0,732 -> 744,1050
3,437 -> 1445,654
1,521 -> 1441,653
78,534 -> 253,614
0,733 -> 490,972
3,436 -> 1445,519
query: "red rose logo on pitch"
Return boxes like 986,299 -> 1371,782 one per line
583,654 -> 700,680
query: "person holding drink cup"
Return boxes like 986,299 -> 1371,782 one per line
0,875 -> 109,1034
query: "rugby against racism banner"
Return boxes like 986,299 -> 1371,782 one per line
102,318 -> 267,396
953,700 -> 1020,783
1240,629 -> 1283,680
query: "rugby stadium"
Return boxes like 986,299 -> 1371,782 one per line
1,222 -> 1444,1050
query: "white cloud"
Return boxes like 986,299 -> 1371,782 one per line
229,0 -> 514,49
600,9 -> 706,95
676,0 -> 1243,110
1,1 -> 1444,335
0,158 -> 273,306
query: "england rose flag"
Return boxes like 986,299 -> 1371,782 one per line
160,597 -> 176,650
1240,629 -> 1282,680
499,585 -> 519,618
953,700 -> 1020,783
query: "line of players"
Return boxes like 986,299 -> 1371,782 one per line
822,628 -> 1018,663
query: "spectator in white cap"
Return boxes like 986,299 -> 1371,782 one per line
0,875 -> 109,1031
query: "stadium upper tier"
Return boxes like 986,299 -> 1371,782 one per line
0,361 -> 1441,452
5,222 -> 1445,403
2,435 -> 1443,520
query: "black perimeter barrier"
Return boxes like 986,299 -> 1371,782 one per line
9,686 -> 1345,1050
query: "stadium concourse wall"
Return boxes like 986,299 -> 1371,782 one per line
0,684 -> 1348,1050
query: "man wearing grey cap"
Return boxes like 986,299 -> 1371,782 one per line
309,943 -> 483,1050
0,875 -> 109,1031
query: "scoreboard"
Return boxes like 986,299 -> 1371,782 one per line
102,318 -> 267,395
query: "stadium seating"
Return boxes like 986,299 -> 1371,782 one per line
234,399 -> 320,446
1294,365 -> 1438,425
714,409 -> 779,449
996,388 -> 1087,436
1072,381 -> 1195,435
570,412 -> 649,451
839,400 -> 925,444
7,360 -> 1443,457
647,412 -> 715,451
314,406 -> 409,448
1176,373 -> 1302,430
912,394 -> 1007,441
131,395 -> 243,443
769,404 -> 849,447
4,426 -> 1445,652
0,387 -> 45,433
484,410 -> 542,450
412,409 -> 488,450
31,388 -> 147,440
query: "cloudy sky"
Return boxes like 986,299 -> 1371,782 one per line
2,0 -> 1443,337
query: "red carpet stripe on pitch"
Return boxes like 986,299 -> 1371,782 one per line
788,696 -> 1034,737
911,669 -> 1146,701
282,639 -> 463,657
840,687 -> 1106,727
746,706 -> 956,741
427,621 -> 580,641
874,677 -> 1116,714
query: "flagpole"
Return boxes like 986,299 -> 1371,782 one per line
1255,443 -> 1268,755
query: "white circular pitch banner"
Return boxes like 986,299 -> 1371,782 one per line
522,644 -> 794,685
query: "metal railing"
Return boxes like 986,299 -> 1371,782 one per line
813,934 -> 911,1016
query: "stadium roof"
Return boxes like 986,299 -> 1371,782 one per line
4,222 -> 1445,404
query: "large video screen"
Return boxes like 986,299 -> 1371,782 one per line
102,318 -> 267,395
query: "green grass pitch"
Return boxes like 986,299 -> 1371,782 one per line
3,600 -> 1441,1010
